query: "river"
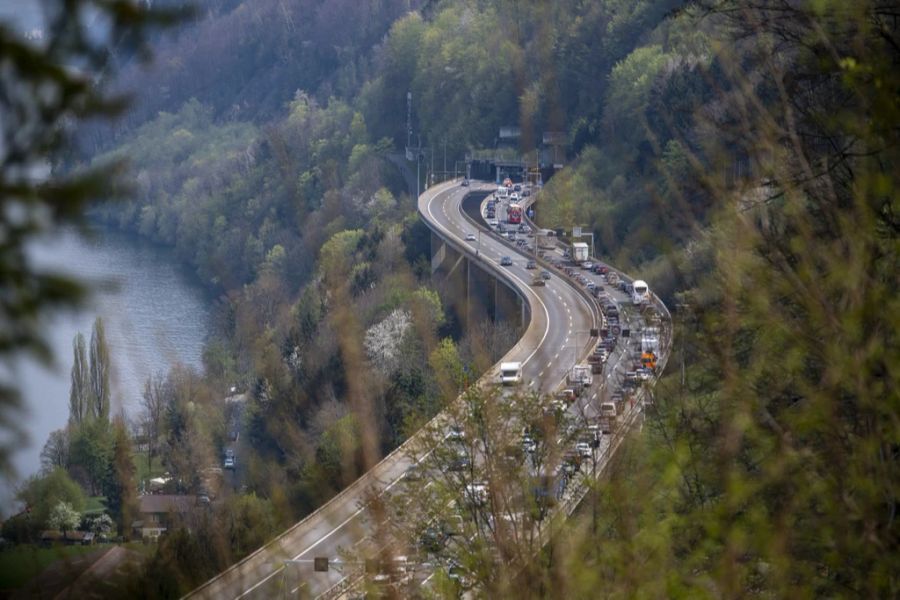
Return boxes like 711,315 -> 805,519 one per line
1,226 -> 211,516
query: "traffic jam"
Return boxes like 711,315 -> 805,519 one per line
482,176 -> 664,487
351,177 -> 669,596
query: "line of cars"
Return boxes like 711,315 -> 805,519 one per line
474,180 -> 649,520
532,241 -> 661,455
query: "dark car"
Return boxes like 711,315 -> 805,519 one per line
500,256 -> 513,266
448,454 -> 471,472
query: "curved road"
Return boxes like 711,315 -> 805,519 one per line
185,179 -> 602,599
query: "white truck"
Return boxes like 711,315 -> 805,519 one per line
537,229 -> 557,250
641,328 -> 660,353
500,362 -> 523,385
568,364 -> 593,387
572,242 -> 589,264
598,402 -> 618,433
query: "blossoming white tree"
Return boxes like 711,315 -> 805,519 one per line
363,309 -> 412,376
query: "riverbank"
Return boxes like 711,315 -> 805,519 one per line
2,225 -> 211,517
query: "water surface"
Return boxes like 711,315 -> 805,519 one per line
1,226 -> 210,515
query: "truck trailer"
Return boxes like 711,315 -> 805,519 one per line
572,242 -> 589,264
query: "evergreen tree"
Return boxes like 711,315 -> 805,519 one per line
105,417 -> 137,537
68,333 -> 90,425
68,418 -> 113,496
89,317 -> 111,421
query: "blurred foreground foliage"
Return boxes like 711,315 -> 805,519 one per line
546,1 -> 900,597
0,1 -> 184,477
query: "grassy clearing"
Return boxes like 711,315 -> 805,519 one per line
84,496 -> 108,513
0,543 -> 112,590
134,450 -> 166,487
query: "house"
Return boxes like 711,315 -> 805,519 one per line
132,494 -> 196,540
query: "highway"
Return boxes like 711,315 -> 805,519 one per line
185,178 -> 656,599
424,181 -> 599,394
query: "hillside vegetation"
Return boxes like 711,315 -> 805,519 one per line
56,0 -> 900,595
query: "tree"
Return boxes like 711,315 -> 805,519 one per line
82,513 -> 114,538
603,44 -> 668,145
141,372 -> 170,471
218,494 -> 278,558
0,0 -> 182,480
17,468 -> 86,530
68,419 -> 113,496
363,308 -> 412,376
48,501 -> 81,535
89,317 -> 111,421
69,333 -> 90,425
40,429 -> 70,473
105,417 -> 137,536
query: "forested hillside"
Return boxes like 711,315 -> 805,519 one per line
52,0 -> 897,595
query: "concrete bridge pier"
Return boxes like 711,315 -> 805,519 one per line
430,230 -> 525,336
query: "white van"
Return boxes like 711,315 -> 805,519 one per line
500,362 -> 522,385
